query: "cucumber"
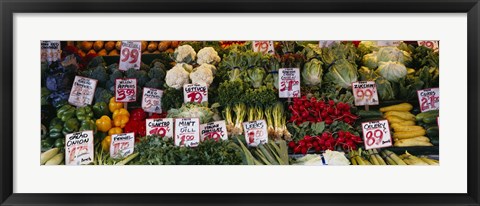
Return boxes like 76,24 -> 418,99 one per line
45,153 -> 64,165
40,148 -> 59,164
430,136 -> 439,145
423,115 -> 438,124
416,110 -> 439,122
358,110 -> 383,118
426,126 -> 439,138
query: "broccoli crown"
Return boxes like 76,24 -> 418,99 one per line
148,67 -> 166,79
144,78 -> 163,89
137,70 -> 149,88
107,63 -> 119,74
140,62 -> 150,71
149,59 -> 166,70
105,80 -> 115,93
94,87 -> 114,104
89,66 -> 109,86
109,70 -> 124,82
125,68 -> 137,78
87,56 -> 106,69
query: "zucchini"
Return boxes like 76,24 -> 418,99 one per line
40,148 -> 59,164
380,103 -> 413,112
430,136 -> 439,145
426,126 -> 439,138
358,110 -> 383,118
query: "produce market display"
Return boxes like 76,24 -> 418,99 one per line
40,40 -> 439,165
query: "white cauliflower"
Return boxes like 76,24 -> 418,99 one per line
190,64 -> 215,87
165,63 -> 191,89
174,45 -> 196,64
196,47 -> 221,65
323,150 -> 350,165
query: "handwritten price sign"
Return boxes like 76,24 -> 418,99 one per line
243,120 -> 268,147
417,88 -> 439,112
174,118 -> 200,147
115,78 -> 137,102
146,118 -> 173,138
41,41 -> 61,62
252,41 -> 274,54
417,41 -> 439,52
68,76 -> 98,107
352,81 -> 379,106
110,132 -> 135,159
142,87 -> 163,113
279,68 -> 300,98
119,41 -> 142,71
200,121 -> 228,141
183,84 -> 208,104
65,130 -> 94,165
361,120 -> 392,150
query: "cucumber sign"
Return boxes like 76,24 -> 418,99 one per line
417,88 -> 439,112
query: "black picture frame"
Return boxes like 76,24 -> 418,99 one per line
1,0 -> 479,205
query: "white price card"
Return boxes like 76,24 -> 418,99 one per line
319,41 -> 341,48
200,120 -> 228,141
142,87 -> 163,114
41,41 -> 61,62
279,68 -> 300,98
68,76 -> 98,107
183,84 -> 208,104
352,81 -> 379,106
65,131 -> 94,165
110,132 -> 135,159
119,41 -> 142,71
417,41 -> 439,52
146,118 -> 173,138
376,41 -> 402,47
252,41 -> 274,54
243,120 -> 268,147
115,78 -> 137,102
361,120 -> 393,150
417,88 -> 439,112
174,118 -> 200,147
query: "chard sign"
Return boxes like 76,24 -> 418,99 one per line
68,76 -> 98,107
200,121 -> 228,141
242,120 -> 268,147
110,132 -> 135,159
146,118 -> 173,138
174,118 -> 200,147
65,131 -> 94,165
115,78 -> 137,102
361,120 -> 392,150
142,87 -> 163,113
278,68 -> 300,98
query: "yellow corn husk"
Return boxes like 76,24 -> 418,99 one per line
419,157 -> 439,165
393,130 -> 427,139
394,138 -> 433,147
383,150 -> 407,165
391,125 -> 425,132
380,151 -> 397,165
373,149 -> 387,165
400,151 -> 429,165
391,121 -> 416,127
367,150 -> 380,165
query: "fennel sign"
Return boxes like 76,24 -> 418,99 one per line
65,130 -> 94,165
243,120 -> 268,147
174,118 -> 200,147
252,41 -> 274,54
146,118 -> 173,138
352,81 -> 379,106
115,78 -> 137,103
142,87 -> 163,114
110,132 -> 135,159
200,120 -> 228,141
183,84 -> 208,104
119,41 -> 142,71
361,120 -> 392,150
417,88 -> 439,112
68,76 -> 98,107
278,68 -> 300,98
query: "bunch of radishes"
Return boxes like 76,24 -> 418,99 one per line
288,131 -> 363,154
288,96 -> 357,125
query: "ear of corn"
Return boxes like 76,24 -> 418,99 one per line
41,148 -> 60,165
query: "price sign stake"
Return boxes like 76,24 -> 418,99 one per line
361,120 -> 392,150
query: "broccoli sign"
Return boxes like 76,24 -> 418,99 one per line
119,41 -> 142,71
68,76 -> 98,107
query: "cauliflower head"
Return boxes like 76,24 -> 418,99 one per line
323,150 -> 350,165
165,63 -> 191,89
190,64 -> 215,87
196,47 -> 221,65
174,45 -> 196,64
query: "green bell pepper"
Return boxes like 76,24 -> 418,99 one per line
54,138 -> 65,148
41,138 -> 55,151
76,106 -> 94,121
80,119 -> 97,134
41,87 -> 51,106
63,118 -> 80,134
48,118 -> 64,139
92,102 -> 110,118
57,105 -> 76,122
